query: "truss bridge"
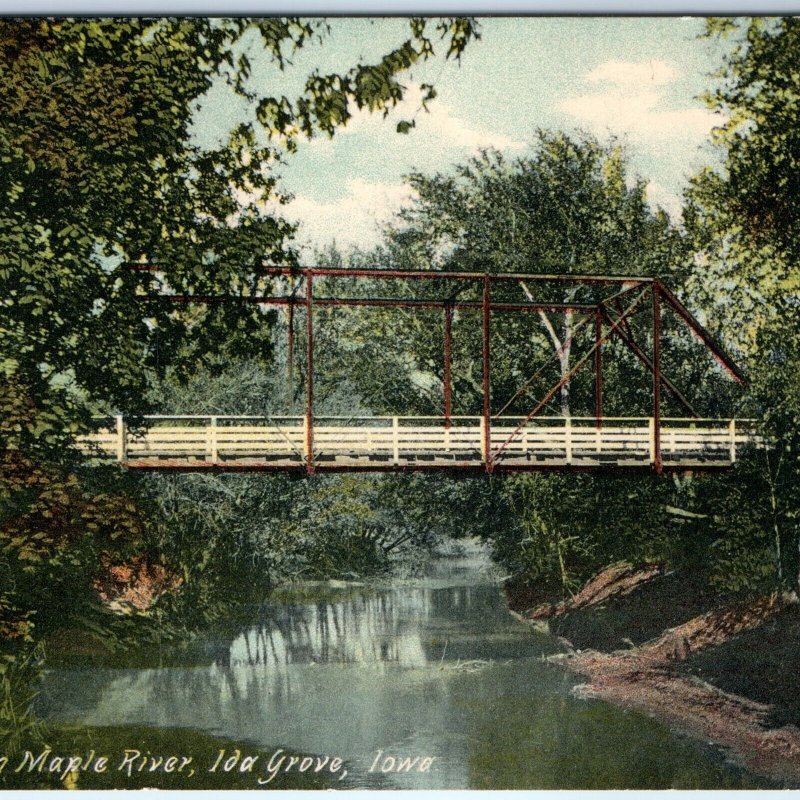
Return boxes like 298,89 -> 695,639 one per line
84,265 -> 755,474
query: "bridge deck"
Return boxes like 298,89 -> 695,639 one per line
78,416 -> 756,473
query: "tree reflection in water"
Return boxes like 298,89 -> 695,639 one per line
35,548 -> 763,789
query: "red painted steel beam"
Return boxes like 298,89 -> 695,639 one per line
287,302 -> 294,414
305,273 -> 315,476
137,294 -> 597,313
257,265 -> 656,285
599,306 -> 699,418
482,276 -> 492,473
491,287 -> 651,462
595,310 -> 603,427
127,261 -> 654,285
653,284 -> 662,474
656,281 -> 747,384
127,262 -> 655,285
444,304 -> 453,429
123,461 -> 734,475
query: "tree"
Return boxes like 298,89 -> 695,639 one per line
324,133 -> 686,422
0,18 -> 479,460
685,17 -> 800,592
0,17 -> 480,715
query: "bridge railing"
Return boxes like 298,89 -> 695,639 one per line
76,415 -> 760,469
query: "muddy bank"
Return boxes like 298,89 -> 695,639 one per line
506,564 -> 800,786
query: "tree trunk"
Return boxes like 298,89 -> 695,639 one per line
522,280 -> 571,417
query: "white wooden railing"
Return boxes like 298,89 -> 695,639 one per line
75,416 -> 759,470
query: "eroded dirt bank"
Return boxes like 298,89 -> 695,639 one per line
506,564 -> 800,786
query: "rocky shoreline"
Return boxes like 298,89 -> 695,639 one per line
506,563 -> 800,787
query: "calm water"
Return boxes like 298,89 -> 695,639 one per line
37,542 -> 763,789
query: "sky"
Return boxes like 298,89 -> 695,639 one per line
195,17 -> 732,255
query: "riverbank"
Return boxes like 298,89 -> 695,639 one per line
506,564 -> 800,787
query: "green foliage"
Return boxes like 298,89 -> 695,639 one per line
0,16 -> 479,737
315,134 -> 690,421
396,132 -> 681,277
684,17 -> 800,594
0,17 -> 478,454
0,643 -> 47,756
492,473 -> 690,592
0,383 -> 149,649
694,18 -> 800,266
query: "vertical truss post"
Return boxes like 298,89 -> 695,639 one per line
594,309 -> 603,428
287,300 -> 294,414
444,303 -> 453,429
482,275 -> 492,473
305,273 -> 315,475
652,283 -> 662,473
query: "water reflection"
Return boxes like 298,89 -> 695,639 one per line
229,589 -> 434,670
37,544 -> 765,789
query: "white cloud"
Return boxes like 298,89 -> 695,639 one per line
283,178 -> 417,251
560,59 -> 725,145
560,90 -> 724,142
586,59 -> 678,87
645,180 -> 683,220
308,83 -> 525,155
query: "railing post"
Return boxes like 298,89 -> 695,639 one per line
115,415 -> 127,462
208,416 -> 218,463
303,415 -> 312,468
287,301 -> 295,414
392,416 -> 400,465
648,417 -> 656,465
565,416 -> 573,465
479,416 -> 488,464
729,418 -> 737,464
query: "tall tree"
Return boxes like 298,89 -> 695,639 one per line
0,17 -> 479,688
328,133 -> 685,420
0,18 -> 479,459
685,17 -> 800,591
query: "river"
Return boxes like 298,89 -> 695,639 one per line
36,540 -> 764,789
